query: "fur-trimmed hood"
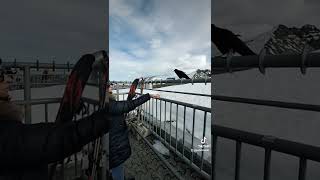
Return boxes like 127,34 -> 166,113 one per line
0,100 -> 24,122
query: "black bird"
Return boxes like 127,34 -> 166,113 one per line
212,24 -> 256,56
174,69 -> 190,79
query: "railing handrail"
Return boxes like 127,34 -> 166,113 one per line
124,92 -> 211,112
212,52 -> 320,68
13,98 -> 61,105
112,78 -> 211,85
154,97 -> 211,112
11,92 -> 211,113
213,94 -> 320,112
213,125 -> 320,162
1,61 -> 74,70
143,88 -> 211,97
145,78 -> 211,84
12,97 -> 100,106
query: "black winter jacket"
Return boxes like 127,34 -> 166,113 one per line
109,94 -> 151,168
0,97 -> 144,180
0,111 -> 109,180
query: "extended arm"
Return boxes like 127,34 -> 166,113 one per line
109,93 -> 151,115
0,110 -> 109,169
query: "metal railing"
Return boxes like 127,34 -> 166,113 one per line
212,51 -> 320,74
6,61 -> 104,179
1,60 -> 74,70
141,96 -> 211,179
13,91 -> 212,179
4,60 -> 212,179
9,74 -> 68,90
144,77 -> 211,85
112,77 -> 211,89
13,97 -> 101,180
7,64 -> 70,124
112,85 -> 212,180
212,125 -> 320,180
212,52 -> 320,180
2,60 -> 72,91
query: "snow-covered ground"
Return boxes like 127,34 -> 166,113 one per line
9,83 -> 212,161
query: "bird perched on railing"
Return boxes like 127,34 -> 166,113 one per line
174,69 -> 190,79
212,24 -> 256,56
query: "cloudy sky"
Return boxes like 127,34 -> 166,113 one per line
0,0 -> 108,64
109,0 -> 211,81
212,0 -> 320,39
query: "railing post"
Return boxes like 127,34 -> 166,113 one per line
263,149 -> 272,180
212,135 -> 217,180
116,85 -> 119,101
182,106 -> 186,156
299,157 -> 307,180
61,161 -> 65,180
175,104 -> 179,153
190,108 -> 196,164
156,99 -> 158,134
159,101 -> 162,137
23,65 -> 32,124
164,101 -> 167,143
235,141 -> 242,180
45,103 -> 48,123
169,102 -> 172,146
138,81 -> 144,122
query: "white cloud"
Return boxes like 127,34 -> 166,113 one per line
213,0 -> 320,38
149,38 -> 161,49
110,0 -> 211,81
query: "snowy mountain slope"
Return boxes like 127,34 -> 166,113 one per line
248,24 -> 320,55
212,24 -> 320,56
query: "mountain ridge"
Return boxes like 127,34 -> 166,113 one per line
212,24 -> 320,56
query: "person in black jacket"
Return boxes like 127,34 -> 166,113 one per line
108,84 -> 159,180
0,73 -> 152,180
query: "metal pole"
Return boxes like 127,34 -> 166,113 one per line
23,65 -> 32,124
45,103 -> 48,123
116,85 -> 119,101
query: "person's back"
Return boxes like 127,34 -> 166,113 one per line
107,84 -> 159,180
109,94 -> 132,169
